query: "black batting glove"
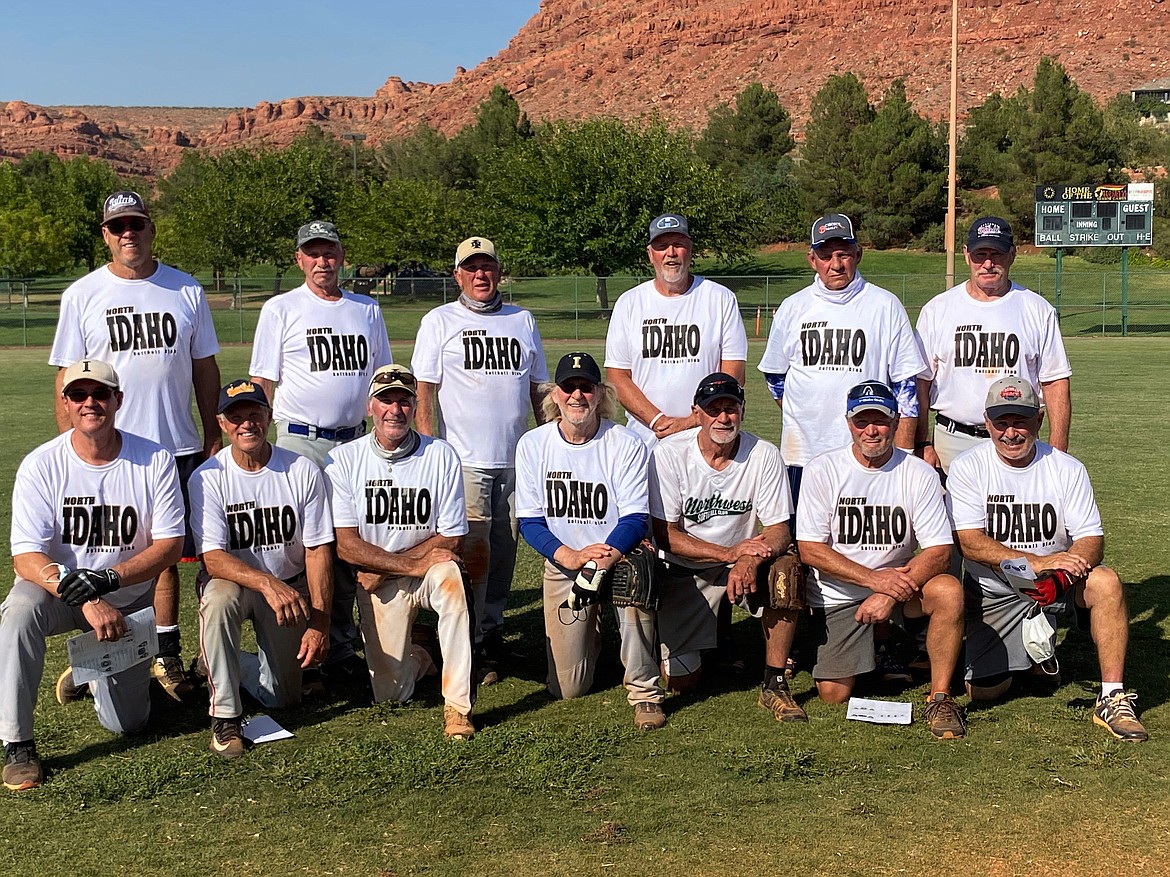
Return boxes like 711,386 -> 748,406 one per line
57,568 -> 121,606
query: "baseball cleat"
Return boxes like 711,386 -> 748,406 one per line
151,656 -> 195,702
758,679 -> 808,723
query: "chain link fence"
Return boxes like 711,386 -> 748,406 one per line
3,270 -> 1169,347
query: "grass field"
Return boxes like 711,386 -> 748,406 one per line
1,339 -> 1168,877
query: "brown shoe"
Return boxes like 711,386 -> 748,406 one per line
758,679 -> 808,723
55,668 -> 89,705
151,656 -> 195,702
923,692 -> 966,740
209,717 -> 248,759
3,742 -> 43,792
443,706 -> 476,740
633,702 -> 667,731
1093,691 -> 1149,742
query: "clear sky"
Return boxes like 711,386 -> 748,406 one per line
3,1 -> 542,108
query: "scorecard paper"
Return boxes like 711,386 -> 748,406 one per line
66,607 -> 158,685
846,697 -> 913,725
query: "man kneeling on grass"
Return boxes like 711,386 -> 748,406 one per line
189,380 -> 334,759
3,360 -> 184,791
796,382 -> 967,739
947,377 -> 1148,742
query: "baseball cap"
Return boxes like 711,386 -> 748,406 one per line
984,376 -> 1040,418
846,381 -> 897,418
368,364 -> 418,399
648,213 -> 691,243
296,220 -> 342,249
966,216 -> 1014,252
693,372 -> 745,408
217,379 -> 271,414
554,352 -> 602,386
455,236 -> 499,269
102,191 -> 150,224
811,213 -> 856,247
62,359 -> 120,391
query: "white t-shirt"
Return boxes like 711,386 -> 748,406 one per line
515,420 -> 649,552
49,263 -> 220,456
10,430 -> 185,610
411,301 -> 549,468
324,433 -> 468,554
250,284 -> 393,429
946,440 -> 1103,599
649,427 -> 792,569
189,445 -> 334,582
916,281 -> 1072,426
796,446 -> 953,607
756,279 -> 926,467
604,276 -> 748,443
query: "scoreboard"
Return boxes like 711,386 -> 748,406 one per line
1033,183 -> 1154,247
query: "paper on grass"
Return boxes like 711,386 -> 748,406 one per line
846,697 -> 913,725
241,714 -> 294,744
66,607 -> 158,685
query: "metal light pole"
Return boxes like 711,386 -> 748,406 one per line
945,0 -> 959,289
342,132 -> 367,177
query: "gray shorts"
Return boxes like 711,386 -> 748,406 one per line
964,577 -> 1089,681
809,601 -> 882,681
657,565 -> 726,665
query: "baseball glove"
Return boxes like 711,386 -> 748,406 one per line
1020,569 -> 1077,607
605,545 -> 660,611
756,545 -> 806,611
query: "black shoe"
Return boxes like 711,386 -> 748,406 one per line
3,742 -> 43,791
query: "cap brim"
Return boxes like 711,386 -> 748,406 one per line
697,392 -> 744,407
985,404 -> 1039,418
968,238 -> 1012,252
847,403 -> 897,418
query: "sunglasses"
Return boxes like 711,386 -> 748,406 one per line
104,217 -> 147,235
695,378 -> 743,401
370,370 -> 418,390
64,386 -> 115,403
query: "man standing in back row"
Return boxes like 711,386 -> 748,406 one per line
412,236 -> 548,682
49,191 -> 221,702
605,213 -> 748,445
250,220 -> 393,682
916,217 -> 1072,473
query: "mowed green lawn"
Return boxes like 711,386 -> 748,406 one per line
0,338 -> 1168,877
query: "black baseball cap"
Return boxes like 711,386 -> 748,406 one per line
554,352 -> 602,386
693,372 -> 745,408
217,380 -> 271,414
966,217 -> 1014,252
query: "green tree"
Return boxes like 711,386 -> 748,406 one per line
339,178 -> 468,267
697,82 -> 801,242
443,86 -> 533,189
0,164 -> 71,276
14,151 -> 119,271
852,79 -> 947,247
797,73 -> 875,220
957,93 -> 1023,190
478,116 -> 758,306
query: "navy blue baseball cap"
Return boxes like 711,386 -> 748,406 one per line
694,372 -> 745,408
967,217 -> 1014,252
811,213 -> 856,247
846,381 -> 897,419
217,379 -> 271,414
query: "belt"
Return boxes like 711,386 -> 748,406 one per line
936,414 -> 990,439
287,421 -> 366,442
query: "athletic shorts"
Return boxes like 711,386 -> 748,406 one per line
175,452 -> 203,559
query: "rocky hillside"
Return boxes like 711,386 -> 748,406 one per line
3,0 -> 1167,179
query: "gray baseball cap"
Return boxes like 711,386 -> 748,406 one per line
296,220 -> 342,249
984,376 -> 1040,418
811,213 -> 856,247
649,213 -> 691,243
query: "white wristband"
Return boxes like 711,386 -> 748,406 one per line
648,412 -> 665,430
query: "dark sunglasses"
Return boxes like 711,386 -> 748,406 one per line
370,370 -> 418,390
104,217 -> 147,235
695,378 -> 743,404
64,387 -> 115,403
